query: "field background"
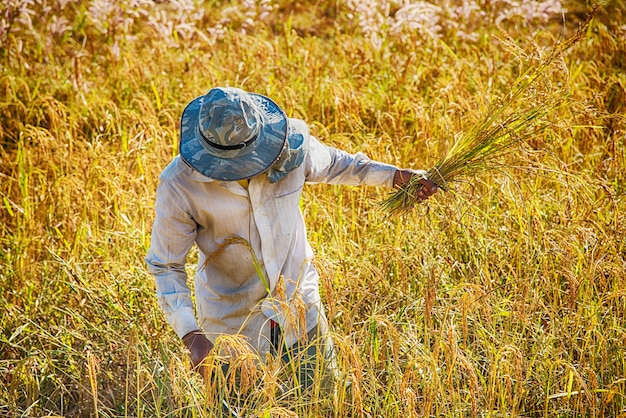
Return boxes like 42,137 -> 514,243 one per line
1,0 -> 625,417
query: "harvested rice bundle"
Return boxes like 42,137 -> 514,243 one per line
382,14 -> 593,217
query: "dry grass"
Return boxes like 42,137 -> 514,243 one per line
381,12 -> 594,216
1,1 -> 625,417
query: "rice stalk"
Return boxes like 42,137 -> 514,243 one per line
381,12 -> 595,217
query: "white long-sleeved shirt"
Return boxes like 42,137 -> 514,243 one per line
146,134 -> 398,356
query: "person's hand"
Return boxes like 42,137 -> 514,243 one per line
182,330 -> 214,380
393,169 -> 438,202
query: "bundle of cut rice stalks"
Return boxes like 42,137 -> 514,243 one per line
381,12 -> 594,217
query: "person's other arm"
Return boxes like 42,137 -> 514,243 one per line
145,179 -> 213,375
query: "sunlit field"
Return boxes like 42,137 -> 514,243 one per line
1,0 -> 625,417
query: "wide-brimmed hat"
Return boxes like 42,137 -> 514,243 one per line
180,87 -> 288,181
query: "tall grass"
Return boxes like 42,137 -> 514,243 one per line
381,12 -> 595,216
1,1 -> 625,417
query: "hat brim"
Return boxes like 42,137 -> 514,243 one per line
179,92 -> 288,181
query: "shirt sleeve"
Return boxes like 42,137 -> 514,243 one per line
145,178 -> 200,339
304,136 -> 398,187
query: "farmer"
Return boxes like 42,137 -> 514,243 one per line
145,86 -> 437,391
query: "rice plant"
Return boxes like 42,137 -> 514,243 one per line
381,11 -> 595,216
2,1 -> 625,417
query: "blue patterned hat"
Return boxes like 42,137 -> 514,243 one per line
180,87 -> 288,181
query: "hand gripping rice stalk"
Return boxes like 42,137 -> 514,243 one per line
381,11 -> 594,217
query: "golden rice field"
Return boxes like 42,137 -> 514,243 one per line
1,1 -> 625,417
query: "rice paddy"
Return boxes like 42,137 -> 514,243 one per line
1,1 -> 625,417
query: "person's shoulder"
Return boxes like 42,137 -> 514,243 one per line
159,155 -> 216,187
289,118 -> 309,136
159,155 -> 191,182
